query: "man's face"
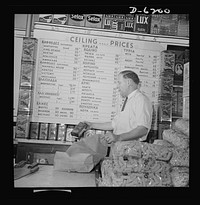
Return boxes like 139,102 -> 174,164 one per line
117,74 -> 128,97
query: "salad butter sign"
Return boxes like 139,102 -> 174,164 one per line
33,26 -> 164,128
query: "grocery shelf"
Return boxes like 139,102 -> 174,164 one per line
14,138 -> 73,145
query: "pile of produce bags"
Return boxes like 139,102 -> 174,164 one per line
98,118 -> 189,187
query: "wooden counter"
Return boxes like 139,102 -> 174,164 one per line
14,165 -> 96,187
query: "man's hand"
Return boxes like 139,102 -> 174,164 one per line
104,132 -> 120,143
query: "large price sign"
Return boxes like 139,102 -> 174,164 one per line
32,25 -> 164,129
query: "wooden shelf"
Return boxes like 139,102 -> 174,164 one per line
15,138 -> 73,145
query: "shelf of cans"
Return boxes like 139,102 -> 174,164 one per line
37,14 -> 189,38
19,122 -> 105,143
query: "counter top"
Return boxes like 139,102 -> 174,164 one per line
14,165 -> 96,187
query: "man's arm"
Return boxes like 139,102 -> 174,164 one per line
105,125 -> 148,143
85,121 -> 113,131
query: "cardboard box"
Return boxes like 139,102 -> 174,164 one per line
177,14 -> 189,37
15,113 -> 30,138
68,14 -> 86,27
85,14 -> 103,28
29,122 -> 40,139
48,123 -> 57,140
39,14 -> 53,23
52,14 -> 68,25
39,123 -> 49,140
20,61 -> 35,87
134,14 -> 151,33
124,14 -> 134,32
22,37 -> 38,62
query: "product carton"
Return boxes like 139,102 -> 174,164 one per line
177,14 -> 189,37
39,123 -> 49,140
39,14 -> 53,23
22,37 -> 38,62
29,122 -> 40,139
68,14 -> 86,27
52,14 -> 68,25
20,61 -> 35,87
18,88 -> 32,112
15,113 -> 30,139
57,124 -> 67,141
85,14 -> 103,28
48,123 -> 58,140
124,14 -> 134,32
134,14 -> 151,33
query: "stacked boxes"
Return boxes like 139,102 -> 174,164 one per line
15,38 -> 38,139
158,51 -> 175,138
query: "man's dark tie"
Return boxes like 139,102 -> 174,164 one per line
121,97 -> 128,111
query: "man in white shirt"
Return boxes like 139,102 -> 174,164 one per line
85,70 -> 153,143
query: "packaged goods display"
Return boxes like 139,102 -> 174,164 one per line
39,122 -> 48,140
150,15 -> 161,35
66,125 -> 76,142
153,139 -> 174,148
22,37 -> 38,62
170,147 -> 189,167
159,100 -> 172,122
15,113 -> 30,138
159,14 -> 178,36
170,166 -> 189,187
85,14 -> 103,28
173,118 -> 189,137
99,157 -> 172,187
162,129 -> 189,148
98,140 -> 173,187
29,122 -> 39,139
48,123 -> 57,140
111,141 -> 172,161
57,124 -> 66,141
124,14 -> 134,32
134,14 -> 151,33
103,14 -> 115,29
18,88 -> 32,112
52,14 -> 68,25
39,14 -> 53,23
68,14 -> 86,27
20,62 -> 35,87
111,14 -> 125,31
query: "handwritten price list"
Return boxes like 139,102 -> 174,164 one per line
32,34 -> 163,128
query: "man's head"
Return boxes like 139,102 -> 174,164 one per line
117,70 -> 140,97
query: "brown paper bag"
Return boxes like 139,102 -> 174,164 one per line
54,134 -> 108,172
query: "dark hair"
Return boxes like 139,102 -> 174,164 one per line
119,70 -> 140,85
